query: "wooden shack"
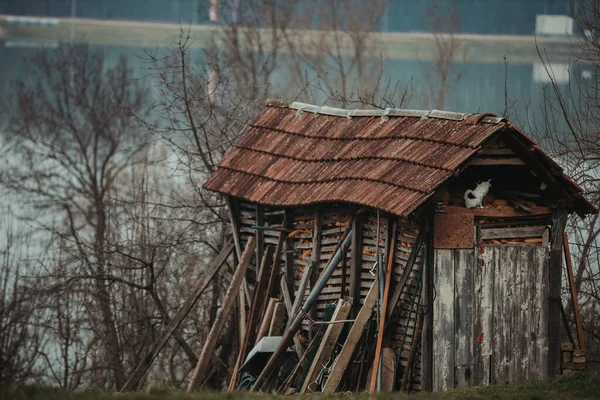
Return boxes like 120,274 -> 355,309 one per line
203,100 -> 595,393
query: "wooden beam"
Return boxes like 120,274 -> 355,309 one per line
387,225 -> 425,320
563,231 -> 585,351
269,302 -> 286,336
288,254 -> 315,330
119,239 -> 235,392
309,211 -> 323,338
255,298 -> 278,345
258,225 -> 287,323
187,238 -> 255,391
228,245 -> 275,391
548,209 -> 566,377
225,196 -> 248,345
322,280 -> 378,393
349,212 -> 365,315
480,226 -> 547,240
284,209 -> 296,298
369,220 -> 397,393
280,276 -> 304,358
256,204 -> 264,272
468,157 -> 525,166
421,230 -> 434,392
300,298 -> 353,393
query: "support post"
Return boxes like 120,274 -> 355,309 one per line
369,220 -> 397,393
349,212 -> 364,315
421,225 -> 434,392
563,231 -> 585,350
548,209 -> 566,377
187,238 -> 256,391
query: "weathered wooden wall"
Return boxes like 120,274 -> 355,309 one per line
433,246 -> 549,392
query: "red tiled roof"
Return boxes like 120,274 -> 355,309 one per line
204,102 -> 596,216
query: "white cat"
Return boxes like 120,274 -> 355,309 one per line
464,179 -> 492,209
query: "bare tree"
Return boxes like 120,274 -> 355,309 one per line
524,0 -> 600,365
421,2 -> 468,109
1,44 -> 149,388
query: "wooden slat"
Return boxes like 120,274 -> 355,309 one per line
473,246 -> 494,387
187,238 -> 255,391
322,280 -> 377,393
480,226 -> 547,240
300,298 -> 353,393
433,249 -> 455,391
492,246 -> 515,385
454,250 -> 474,388
350,212 -> 364,314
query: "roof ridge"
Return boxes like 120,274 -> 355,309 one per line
264,100 -> 506,124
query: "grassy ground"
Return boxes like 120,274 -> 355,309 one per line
2,372 -> 599,400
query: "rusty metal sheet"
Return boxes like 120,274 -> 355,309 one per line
433,213 -> 474,249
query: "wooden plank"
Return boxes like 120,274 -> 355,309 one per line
468,157 -> 524,166
492,246 -> 517,385
256,204 -> 264,273
120,239 -> 235,392
433,249 -> 455,392
563,232 -> 585,350
309,212 -> 323,338
388,225 -> 423,319
228,244 -> 274,391
322,280 -> 378,393
259,227 -> 287,323
480,226 -> 547,240
454,250 -> 474,388
350,212 -> 365,315
534,247 -> 549,381
269,302 -> 286,336
225,196 -> 248,345
284,210 -> 296,298
288,254 -> 315,329
300,298 -> 353,393
421,233 -> 433,392
187,238 -> 255,391
381,347 -> 396,392
548,211 -> 565,377
280,276 -> 304,358
369,219 -> 397,393
255,298 -> 278,345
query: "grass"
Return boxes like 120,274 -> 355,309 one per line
2,372 -> 599,400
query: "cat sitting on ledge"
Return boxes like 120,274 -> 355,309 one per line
464,179 -> 492,209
